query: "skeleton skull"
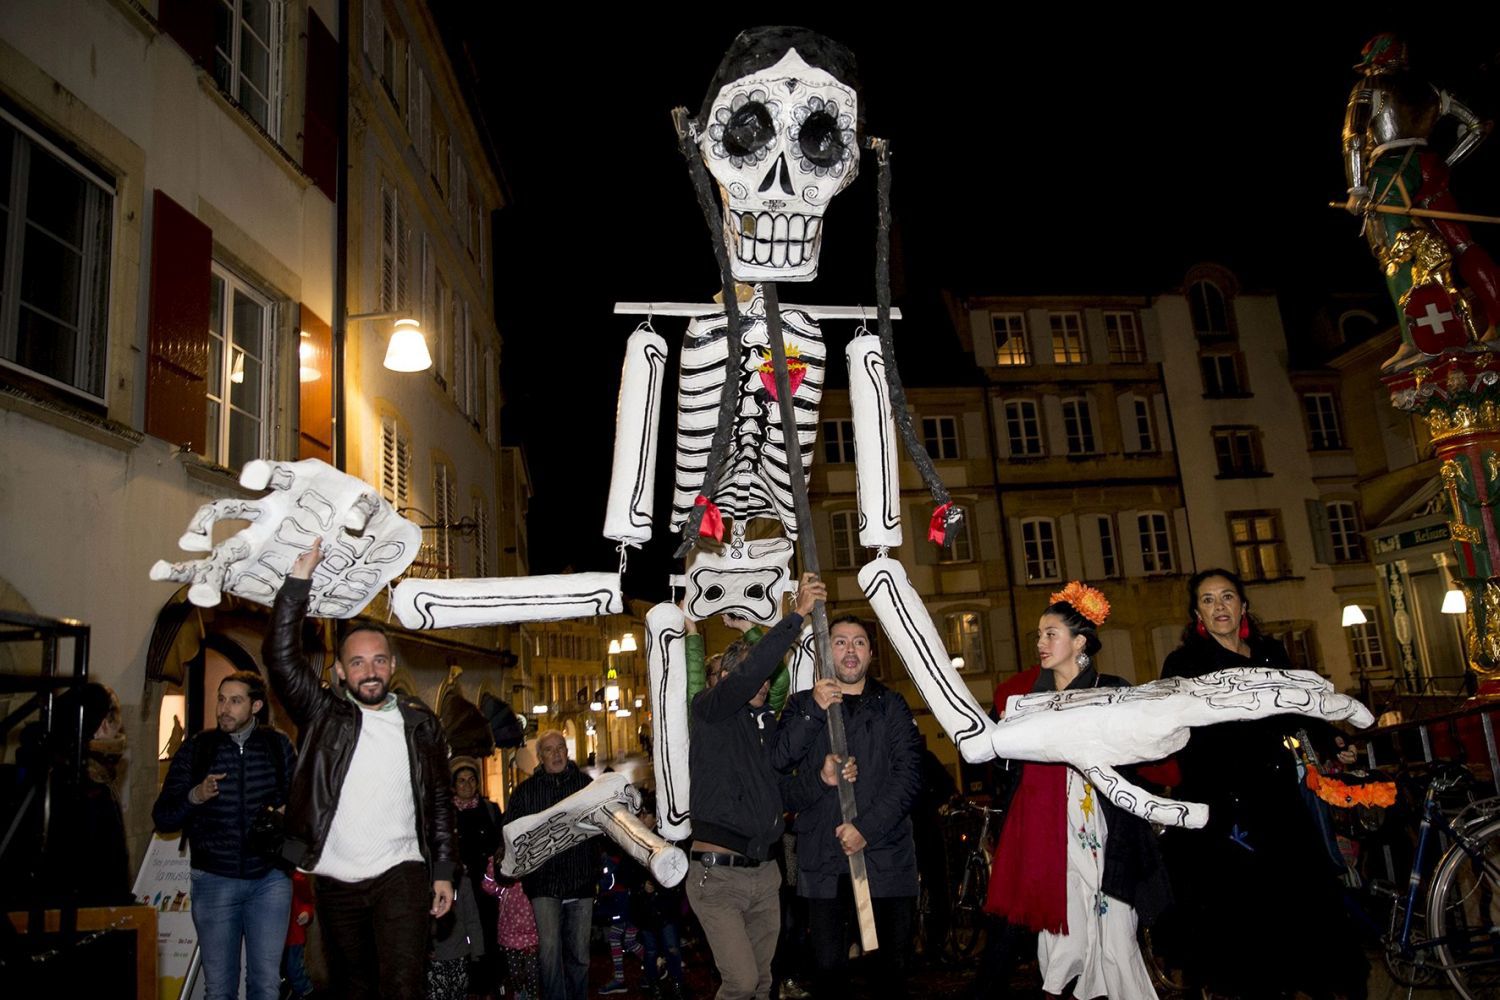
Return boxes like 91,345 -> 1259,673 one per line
698,30 -> 860,282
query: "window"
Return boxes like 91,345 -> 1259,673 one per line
923,416 -> 959,460
938,505 -> 973,563
1021,518 -> 1061,582
1303,393 -> 1344,450
1228,510 -> 1288,581
1132,397 -> 1156,452
1326,501 -> 1365,562
1200,352 -> 1246,396
1189,280 -> 1229,336
1349,609 -> 1387,676
830,510 -> 867,569
1105,311 -> 1144,362
0,110 -> 114,401
380,181 -> 411,312
945,612 -> 985,672
823,419 -> 856,463
1050,312 -> 1087,364
1004,399 -> 1043,457
213,0 -> 281,135
1096,515 -> 1120,578
379,414 -> 411,507
1212,427 -> 1265,477
1138,512 -> 1174,574
1061,397 -> 1097,455
206,265 -> 271,469
1269,627 -> 1317,673
992,312 -> 1029,366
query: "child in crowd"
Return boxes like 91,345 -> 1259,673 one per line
483,848 -> 540,1000
635,800 -> 690,1000
598,839 -> 647,995
282,870 -> 316,1000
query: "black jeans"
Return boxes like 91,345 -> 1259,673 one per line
806,881 -> 914,999
315,860 -> 431,999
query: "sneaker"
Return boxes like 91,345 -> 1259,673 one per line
599,982 -> 628,996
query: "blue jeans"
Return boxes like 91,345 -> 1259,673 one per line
190,868 -> 292,1000
529,896 -> 592,1000
641,921 -> 685,984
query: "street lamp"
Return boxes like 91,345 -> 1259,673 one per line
348,310 -> 433,372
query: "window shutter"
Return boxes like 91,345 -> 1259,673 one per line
302,9 -> 339,200
1042,396 -> 1066,455
297,304 -> 333,461
1120,508 -> 1144,577
146,190 -> 212,452
1008,518 -> 1028,581
1116,393 -> 1139,453
1058,513 -> 1081,580
380,184 -> 397,310
1306,499 -> 1335,565
397,219 -> 412,312
1171,509 -> 1190,572
363,0 -> 383,63
158,0 -> 214,68
1154,396 -> 1172,452
474,498 -> 489,576
380,417 -> 397,502
1081,516 -> 1105,580
452,296 -> 467,414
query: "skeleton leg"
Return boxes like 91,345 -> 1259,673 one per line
646,602 -> 692,842
595,801 -> 689,889
391,573 -> 624,629
605,324 -> 669,545
858,557 -> 995,763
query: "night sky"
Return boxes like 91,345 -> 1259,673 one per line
430,10 -> 1500,597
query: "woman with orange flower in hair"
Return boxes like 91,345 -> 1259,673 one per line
980,582 -> 1169,999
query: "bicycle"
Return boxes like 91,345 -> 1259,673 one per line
941,799 -> 1004,962
1373,761 -> 1500,999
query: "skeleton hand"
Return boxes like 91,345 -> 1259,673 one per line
148,458 -> 421,618
988,668 -> 1374,829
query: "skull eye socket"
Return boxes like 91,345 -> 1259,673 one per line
721,102 -> 776,159
705,585 -> 725,602
745,584 -> 766,600
797,110 -> 845,169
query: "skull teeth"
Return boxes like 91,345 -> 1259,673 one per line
729,211 -> 821,269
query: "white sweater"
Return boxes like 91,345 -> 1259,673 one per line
313,699 -> 424,882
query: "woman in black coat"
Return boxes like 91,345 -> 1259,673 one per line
1157,568 -> 1368,999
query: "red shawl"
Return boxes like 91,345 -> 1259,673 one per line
983,667 -> 1069,934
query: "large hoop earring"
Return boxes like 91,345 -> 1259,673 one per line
1195,620 -> 1208,639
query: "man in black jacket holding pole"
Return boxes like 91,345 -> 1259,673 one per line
686,571 -> 825,1000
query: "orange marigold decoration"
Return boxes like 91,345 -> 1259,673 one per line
1305,765 -> 1398,809
1050,581 -> 1111,626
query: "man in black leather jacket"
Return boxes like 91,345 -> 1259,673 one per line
263,539 -> 456,999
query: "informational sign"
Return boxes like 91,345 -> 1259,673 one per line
131,832 -> 199,1000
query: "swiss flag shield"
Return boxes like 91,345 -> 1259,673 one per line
1404,284 -> 1469,355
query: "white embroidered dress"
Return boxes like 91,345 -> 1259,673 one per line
1036,768 -> 1158,998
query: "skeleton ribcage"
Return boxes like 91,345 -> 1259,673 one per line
670,297 -> 824,539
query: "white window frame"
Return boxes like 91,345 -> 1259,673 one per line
1138,512 -> 1174,574
1303,392 -> 1344,450
1132,397 -> 1156,452
1021,517 -> 1062,583
831,510 -> 863,569
1050,312 -> 1087,365
206,263 -> 272,469
213,0 -> 284,138
923,415 -> 960,460
1349,608 -> 1386,676
1104,311 -> 1144,363
0,108 -> 115,402
1326,501 -> 1365,562
1004,399 -> 1043,457
1061,397 -> 1097,455
822,419 -> 856,463
992,312 -> 1030,366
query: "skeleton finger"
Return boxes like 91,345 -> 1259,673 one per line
150,534 -> 252,607
1084,764 -> 1208,830
177,498 -> 266,553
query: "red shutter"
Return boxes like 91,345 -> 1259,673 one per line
156,0 -> 214,69
303,9 -> 339,201
146,190 -> 212,452
298,304 -> 334,462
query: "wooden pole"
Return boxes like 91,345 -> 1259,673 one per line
1328,201 -> 1500,225
761,281 -> 879,952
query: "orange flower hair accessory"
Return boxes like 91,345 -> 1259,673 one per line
1050,581 -> 1111,626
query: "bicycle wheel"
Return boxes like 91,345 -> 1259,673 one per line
1381,891 -> 1441,989
946,855 -> 988,961
1427,816 -> 1500,999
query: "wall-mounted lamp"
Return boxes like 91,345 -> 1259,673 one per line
1341,605 -> 1368,627
620,632 -> 637,653
1442,588 -> 1468,615
609,639 -> 621,656
615,708 -> 632,719
348,310 -> 432,372
590,700 -> 604,712
531,703 -> 549,715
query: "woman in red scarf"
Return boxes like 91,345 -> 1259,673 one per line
982,583 -> 1169,998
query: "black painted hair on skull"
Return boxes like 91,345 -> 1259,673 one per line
1042,601 -> 1103,658
697,26 -> 863,132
